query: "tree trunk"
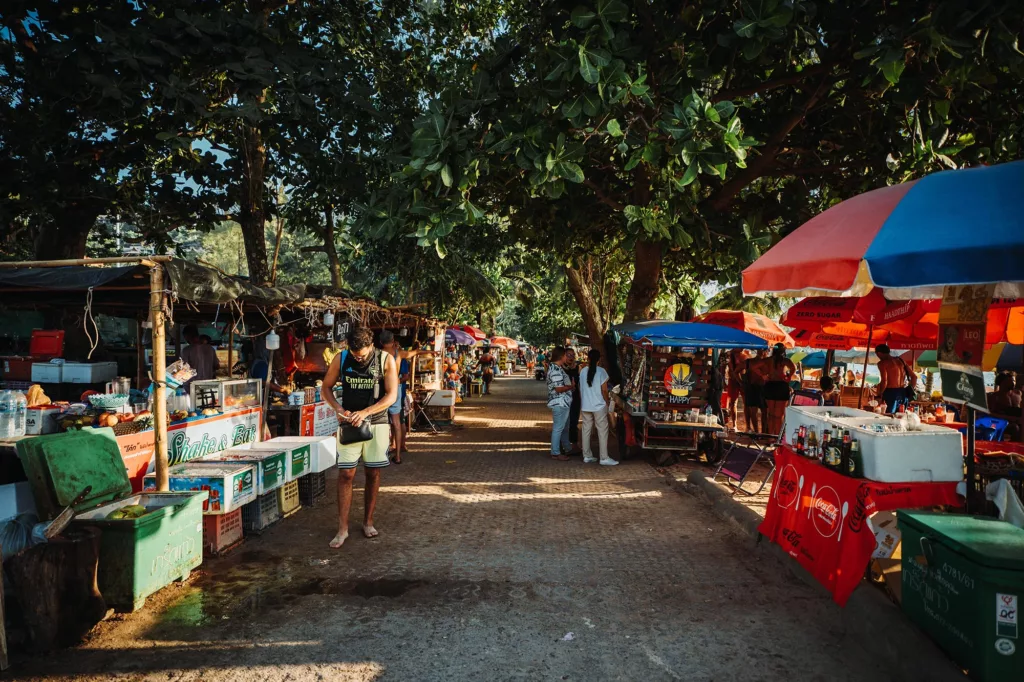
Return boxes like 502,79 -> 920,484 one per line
623,240 -> 663,321
238,123 -> 271,285
674,291 -> 695,321
33,212 -> 97,260
565,265 -> 607,353
323,206 -> 342,288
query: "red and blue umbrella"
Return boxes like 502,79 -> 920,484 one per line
445,328 -> 476,345
743,161 -> 1024,300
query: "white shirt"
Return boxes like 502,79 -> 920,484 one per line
579,366 -> 609,412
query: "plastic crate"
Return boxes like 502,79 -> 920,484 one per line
277,480 -> 301,518
202,509 -> 244,555
241,492 -> 281,535
298,471 -> 328,507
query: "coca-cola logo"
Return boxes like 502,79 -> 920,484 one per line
847,484 -> 871,534
811,485 -> 842,537
775,464 -> 800,509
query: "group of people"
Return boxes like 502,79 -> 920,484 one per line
545,346 -> 619,466
722,343 -> 797,436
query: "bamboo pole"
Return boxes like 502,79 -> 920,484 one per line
136,320 -> 144,390
0,255 -> 172,268
150,265 -> 169,492
227,325 -> 234,379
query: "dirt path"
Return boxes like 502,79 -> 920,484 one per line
13,376 -> 890,681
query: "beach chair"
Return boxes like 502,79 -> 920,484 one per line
713,389 -> 824,496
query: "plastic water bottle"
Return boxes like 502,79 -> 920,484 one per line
0,390 -> 11,438
11,390 -> 27,437
704,403 -> 713,423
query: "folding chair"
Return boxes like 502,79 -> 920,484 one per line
412,390 -> 442,434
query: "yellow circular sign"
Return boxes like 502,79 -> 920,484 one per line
664,363 -> 693,396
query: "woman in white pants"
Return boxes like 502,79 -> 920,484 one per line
579,349 -> 618,466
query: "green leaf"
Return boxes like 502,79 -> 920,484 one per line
624,153 -> 642,171
440,165 -> 453,187
742,40 -> 764,60
704,101 -> 720,122
727,115 -> 742,134
880,58 -> 905,85
676,161 -> 699,188
733,19 -> 757,38
606,119 -> 623,136
580,90 -> 602,116
562,97 -> 583,119
554,161 -> 585,183
853,45 -> 880,60
579,51 -> 600,84
723,132 -> 740,151
641,143 -> 660,163
934,100 -> 951,121
462,199 -> 485,221
426,161 -> 444,171
435,240 -> 448,259
597,0 -> 628,22
571,6 -> 597,28
714,101 -> 736,119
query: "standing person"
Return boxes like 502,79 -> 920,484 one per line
742,349 -> 769,433
546,347 -> 574,461
321,326 -> 399,548
873,344 -> 917,413
524,346 -> 537,377
479,348 -> 495,394
579,349 -> 618,466
763,343 -> 796,436
564,348 -> 582,453
725,349 -> 748,428
180,325 -> 220,381
380,332 -> 430,464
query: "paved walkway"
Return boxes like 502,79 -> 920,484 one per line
17,377 -> 889,681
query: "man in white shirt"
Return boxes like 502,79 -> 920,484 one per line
578,349 -> 618,465
180,325 -> 220,382
546,347 -> 574,461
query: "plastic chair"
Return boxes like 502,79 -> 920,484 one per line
960,416 -> 1009,442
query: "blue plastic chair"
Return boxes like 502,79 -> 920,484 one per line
958,416 -> 1009,441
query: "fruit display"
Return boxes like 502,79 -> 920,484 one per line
105,504 -> 148,520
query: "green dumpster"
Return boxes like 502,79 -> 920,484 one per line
898,511 -> 1024,682
16,429 -> 208,612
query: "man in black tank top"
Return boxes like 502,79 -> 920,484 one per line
322,327 -> 398,548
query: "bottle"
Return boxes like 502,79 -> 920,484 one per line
848,440 -> 863,478
0,390 -> 11,438
11,390 -> 26,437
827,430 -> 841,470
795,425 -> 806,454
820,427 -> 830,464
840,429 -> 852,476
807,426 -> 818,460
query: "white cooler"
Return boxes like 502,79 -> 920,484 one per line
255,435 -> 338,473
62,361 -> 118,384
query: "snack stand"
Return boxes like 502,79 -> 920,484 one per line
609,321 -> 768,459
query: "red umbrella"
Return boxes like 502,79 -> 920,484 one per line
694,310 -> 796,348
451,324 -> 487,341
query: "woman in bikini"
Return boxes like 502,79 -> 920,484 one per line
763,343 -> 796,436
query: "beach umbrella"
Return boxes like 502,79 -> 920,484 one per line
445,328 -> 476,345
694,310 -> 796,348
743,160 -> 1024,300
451,324 -> 487,341
488,336 -> 519,350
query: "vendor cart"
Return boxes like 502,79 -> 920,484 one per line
609,321 -> 767,462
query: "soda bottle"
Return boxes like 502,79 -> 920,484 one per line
840,429 -> 852,476
848,440 -> 863,478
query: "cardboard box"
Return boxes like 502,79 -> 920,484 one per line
25,405 -> 61,435
870,511 -> 902,559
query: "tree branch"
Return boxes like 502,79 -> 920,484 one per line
583,178 -> 626,211
712,63 -> 834,102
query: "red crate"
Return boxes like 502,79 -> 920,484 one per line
1,357 -> 37,382
202,509 -> 244,555
30,330 -> 64,357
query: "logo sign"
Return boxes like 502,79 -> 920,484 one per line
995,639 -> 1016,656
774,463 -> 801,509
997,593 -> 1018,639
810,485 -> 842,538
664,361 -> 695,397
939,363 -> 988,412
937,285 -> 994,367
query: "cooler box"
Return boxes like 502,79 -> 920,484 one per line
30,330 -> 65,357
201,448 -> 286,495
62,361 -> 118,384
2,357 -> 36,382
247,439 -> 312,480
15,429 -> 207,612
898,511 -> 1024,682
143,461 -> 256,514
259,435 -> 337,473
31,361 -> 63,383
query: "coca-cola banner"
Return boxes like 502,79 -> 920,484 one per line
759,446 -> 961,606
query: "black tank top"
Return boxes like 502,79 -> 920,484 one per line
340,349 -> 389,425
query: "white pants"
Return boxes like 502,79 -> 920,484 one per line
581,409 -> 610,461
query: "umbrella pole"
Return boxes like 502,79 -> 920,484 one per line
857,324 -> 873,409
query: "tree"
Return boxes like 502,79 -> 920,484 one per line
359,0 -> 1024,330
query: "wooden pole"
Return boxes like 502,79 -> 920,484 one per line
857,324 -> 873,409
150,265 -> 169,491
136,319 -> 144,390
0,255 -> 171,268
227,325 -> 234,379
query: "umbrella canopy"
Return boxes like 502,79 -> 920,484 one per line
613,320 -> 768,350
488,336 -> 519,350
743,161 -> 1024,300
445,328 -> 476,345
694,310 -> 795,348
991,344 -> 1024,372
789,350 -> 828,368
451,324 -> 487,340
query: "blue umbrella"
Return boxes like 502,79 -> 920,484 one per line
612,320 -> 768,350
445,328 -> 475,345
995,344 -> 1024,372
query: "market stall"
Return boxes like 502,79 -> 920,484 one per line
609,321 -> 767,460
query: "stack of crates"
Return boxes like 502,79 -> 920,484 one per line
202,509 -> 244,555
298,471 -> 328,507
277,480 -> 301,518
241,492 -> 281,535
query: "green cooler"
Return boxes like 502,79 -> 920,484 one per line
898,511 -> 1024,682
17,429 -> 208,612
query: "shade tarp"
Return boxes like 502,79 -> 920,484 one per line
613,320 -> 768,350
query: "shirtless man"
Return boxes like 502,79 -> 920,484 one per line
763,343 -> 797,436
741,349 -> 770,433
874,344 -> 917,412
725,349 -> 749,427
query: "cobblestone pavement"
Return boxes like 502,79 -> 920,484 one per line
16,376 -> 889,682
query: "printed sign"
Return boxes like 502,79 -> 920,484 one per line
664,361 -> 694,397
938,363 -> 989,412
290,444 -> 312,478
300,402 -> 340,438
937,285 -> 994,367
997,593 -> 1018,639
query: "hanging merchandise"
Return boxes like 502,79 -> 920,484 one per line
265,330 -> 281,351
323,310 -> 335,328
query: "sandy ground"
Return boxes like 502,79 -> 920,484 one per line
11,377 -> 891,682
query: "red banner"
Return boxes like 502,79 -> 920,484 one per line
759,446 -> 962,606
